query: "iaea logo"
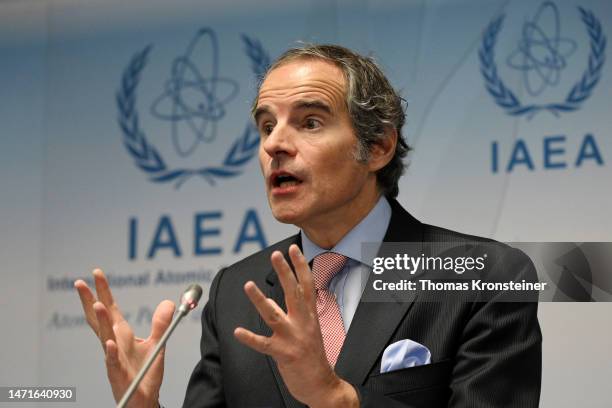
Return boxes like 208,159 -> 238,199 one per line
116,28 -> 270,188
479,2 -> 606,119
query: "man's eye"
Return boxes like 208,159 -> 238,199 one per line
261,123 -> 274,135
304,118 -> 321,130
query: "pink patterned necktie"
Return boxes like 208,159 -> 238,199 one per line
312,252 -> 348,367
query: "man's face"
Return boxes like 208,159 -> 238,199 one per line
255,59 -> 378,230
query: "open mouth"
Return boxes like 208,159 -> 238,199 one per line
272,172 -> 303,188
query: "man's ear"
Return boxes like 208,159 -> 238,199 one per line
367,127 -> 397,172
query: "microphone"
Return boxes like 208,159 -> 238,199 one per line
117,284 -> 203,408
178,284 -> 203,314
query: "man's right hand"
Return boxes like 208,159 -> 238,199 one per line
74,269 -> 175,408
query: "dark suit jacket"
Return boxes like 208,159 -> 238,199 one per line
183,199 -> 542,407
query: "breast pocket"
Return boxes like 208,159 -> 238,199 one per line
364,359 -> 453,396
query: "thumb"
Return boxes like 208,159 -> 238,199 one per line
150,300 -> 176,342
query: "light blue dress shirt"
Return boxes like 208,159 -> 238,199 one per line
300,196 -> 391,331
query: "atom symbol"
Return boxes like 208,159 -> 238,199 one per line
150,28 -> 239,157
506,1 -> 577,96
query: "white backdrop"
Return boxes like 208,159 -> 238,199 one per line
1,0 -> 611,406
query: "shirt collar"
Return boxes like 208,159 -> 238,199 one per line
301,195 -> 391,267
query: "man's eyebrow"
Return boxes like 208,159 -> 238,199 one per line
253,106 -> 272,125
253,100 -> 333,125
293,100 -> 333,115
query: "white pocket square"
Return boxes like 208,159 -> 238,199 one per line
380,339 -> 432,373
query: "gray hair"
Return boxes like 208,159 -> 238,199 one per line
252,44 -> 410,199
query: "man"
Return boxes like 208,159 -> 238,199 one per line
75,44 -> 541,407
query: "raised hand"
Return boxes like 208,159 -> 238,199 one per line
233,245 -> 358,408
74,269 -> 175,408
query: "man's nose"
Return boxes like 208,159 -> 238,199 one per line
262,123 -> 296,158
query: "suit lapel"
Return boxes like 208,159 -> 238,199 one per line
335,199 -> 425,385
261,235 -> 307,408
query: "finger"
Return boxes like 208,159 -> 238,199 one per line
288,245 -> 315,305
244,281 -> 287,331
150,300 -> 176,342
93,269 -> 124,323
112,319 -> 137,355
104,339 -> 131,402
74,279 -> 100,333
104,339 -> 120,368
94,301 -> 117,349
233,327 -> 276,357
270,251 -> 299,313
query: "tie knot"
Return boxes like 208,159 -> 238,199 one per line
312,252 -> 348,289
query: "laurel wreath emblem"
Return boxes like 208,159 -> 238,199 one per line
117,33 -> 270,188
479,7 -> 606,119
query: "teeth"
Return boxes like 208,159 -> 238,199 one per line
279,180 -> 299,188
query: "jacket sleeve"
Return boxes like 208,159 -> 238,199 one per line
446,249 -> 542,407
182,269 -> 226,408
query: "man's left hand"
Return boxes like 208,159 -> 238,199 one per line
234,244 -> 358,408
